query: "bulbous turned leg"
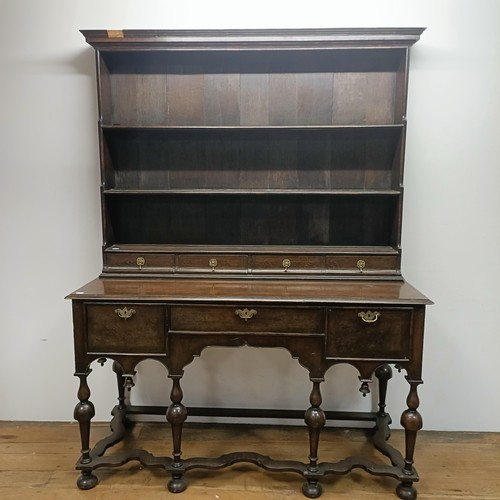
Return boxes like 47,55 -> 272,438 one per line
303,378 -> 325,498
166,376 -> 188,493
112,360 -> 127,410
375,364 -> 393,417
397,378 -> 423,500
74,370 -> 98,489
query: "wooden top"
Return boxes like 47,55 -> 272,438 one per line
81,28 -> 425,51
67,278 -> 431,305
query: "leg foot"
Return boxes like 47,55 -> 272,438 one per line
76,471 -> 98,490
302,479 -> 323,498
396,481 -> 417,499
168,472 -> 188,493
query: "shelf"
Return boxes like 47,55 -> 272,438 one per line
100,124 -> 406,131
103,189 -> 402,196
97,47 -> 410,128
102,126 -> 403,192
105,194 -> 398,247
104,244 -> 400,255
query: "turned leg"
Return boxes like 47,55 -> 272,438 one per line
166,375 -> 188,493
73,370 -> 98,490
396,378 -> 423,500
302,378 -> 325,498
375,364 -> 393,417
112,361 -> 127,410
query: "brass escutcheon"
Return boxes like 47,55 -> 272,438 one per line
136,256 -> 145,270
357,259 -> 366,273
235,308 -> 257,321
358,310 -> 380,323
209,258 -> 218,271
115,307 -> 136,320
282,259 -> 291,272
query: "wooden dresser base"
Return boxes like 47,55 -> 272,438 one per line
69,278 -> 428,499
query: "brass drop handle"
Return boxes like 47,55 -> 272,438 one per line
115,307 -> 136,320
282,259 -> 291,272
358,310 -> 380,323
136,256 -> 145,270
209,258 -> 218,272
235,308 -> 257,321
357,259 -> 366,273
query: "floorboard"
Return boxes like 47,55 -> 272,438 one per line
0,421 -> 499,499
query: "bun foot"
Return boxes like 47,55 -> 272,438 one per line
168,473 -> 187,493
302,479 -> 323,498
396,481 -> 417,499
76,471 -> 98,490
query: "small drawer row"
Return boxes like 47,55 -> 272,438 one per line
103,252 -> 400,275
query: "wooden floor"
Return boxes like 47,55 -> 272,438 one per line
0,420 -> 499,499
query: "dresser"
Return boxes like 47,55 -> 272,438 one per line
68,28 -> 431,499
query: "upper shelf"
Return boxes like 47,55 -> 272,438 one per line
100,124 -> 406,131
81,28 -> 426,51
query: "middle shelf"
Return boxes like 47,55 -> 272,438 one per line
101,126 -> 404,191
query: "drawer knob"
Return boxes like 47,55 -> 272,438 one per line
209,258 -> 218,271
282,259 -> 291,272
235,308 -> 257,321
357,259 -> 366,273
136,256 -> 145,270
115,307 -> 136,320
358,310 -> 380,323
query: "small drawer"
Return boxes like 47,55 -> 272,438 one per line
86,303 -> 166,354
104,253 -> 175,272
326,307 -> 412,360
170,305 -> 325,334
251,255 -> 325,273
325,255 -> 399,274
176,254 -> 248,273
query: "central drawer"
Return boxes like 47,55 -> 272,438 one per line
170,305 -> 325,334
176,254 -> 248,273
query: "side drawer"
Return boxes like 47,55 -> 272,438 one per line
325,255 -> 400,275
170,305 -> 325,334
326,307 -> 413,360
86,303 -> 166,354
104,253 -> 175,273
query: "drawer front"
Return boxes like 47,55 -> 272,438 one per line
86,303 -> 166,354
170,305 -> 325,334
326,307 -> 412,360
251,255 -> 325,273
104,253 -> 175,272
325,255 -> 399,274
176,254 -> 248,273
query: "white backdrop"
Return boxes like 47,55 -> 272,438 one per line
1,0 -> 499,431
